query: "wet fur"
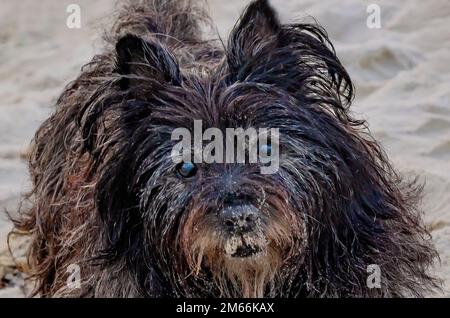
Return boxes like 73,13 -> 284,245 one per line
11,0 -> 438,297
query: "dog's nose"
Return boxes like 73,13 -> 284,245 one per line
222,204 -> 259,234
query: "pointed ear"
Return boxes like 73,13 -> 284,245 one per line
116,34 -> 181,90
227,0 -> 281,75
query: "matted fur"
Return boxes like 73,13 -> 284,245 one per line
11,0 -> 439,297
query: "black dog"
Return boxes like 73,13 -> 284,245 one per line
13,0 -> 438,297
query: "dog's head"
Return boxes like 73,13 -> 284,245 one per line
87,0 -> 433,297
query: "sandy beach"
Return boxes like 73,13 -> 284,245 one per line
1,0 -> 449,297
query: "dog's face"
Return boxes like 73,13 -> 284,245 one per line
14,0 -> 436,299
95,1 -> 365,297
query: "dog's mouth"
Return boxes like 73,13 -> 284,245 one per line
224,234 -> 267,258
231,244 -> 262,258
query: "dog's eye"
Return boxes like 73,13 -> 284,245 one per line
260,144 -> 272,156
176,162 -> 197,178
259,144 -> 273,165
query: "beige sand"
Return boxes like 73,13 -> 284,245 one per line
0,0 -> 449,297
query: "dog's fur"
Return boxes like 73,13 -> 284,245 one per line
12,0 -> 438,297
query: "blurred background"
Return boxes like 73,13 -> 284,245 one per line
0,0 -> 449,297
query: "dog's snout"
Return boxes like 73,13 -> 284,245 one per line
222,204 -> 259,234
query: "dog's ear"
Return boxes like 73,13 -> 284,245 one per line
226,1 -> 353,108
227,0 -> 281,75
116,34 -> 181,89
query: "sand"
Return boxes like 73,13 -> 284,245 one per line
0,0 -> 449,297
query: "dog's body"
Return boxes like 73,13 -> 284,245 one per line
13,0 -> 438,297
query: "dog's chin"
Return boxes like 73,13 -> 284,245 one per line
224,233 -> 268,259
217,235 -> 282,297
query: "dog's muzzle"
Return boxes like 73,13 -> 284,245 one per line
220,203 -> 266,258
221,204 -> 259,235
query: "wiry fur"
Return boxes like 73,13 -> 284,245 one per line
11,0 -> 439,297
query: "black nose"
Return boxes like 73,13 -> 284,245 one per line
222,204 -> 259,234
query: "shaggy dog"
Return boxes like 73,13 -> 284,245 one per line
12,0 -> 438,297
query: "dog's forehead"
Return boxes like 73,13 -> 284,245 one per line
170,78 -> 293,126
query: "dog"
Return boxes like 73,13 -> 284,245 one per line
12,0 -> 438,297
